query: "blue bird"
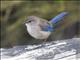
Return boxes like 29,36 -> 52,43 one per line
24,12 -> 68,40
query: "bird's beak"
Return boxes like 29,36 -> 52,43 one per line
23,21 -> 26,25
23,20 -> 30,25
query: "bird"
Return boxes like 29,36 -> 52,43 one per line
24,12 -> 68,41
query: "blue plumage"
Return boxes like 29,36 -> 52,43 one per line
42,12 -> 68,32
42,22 -> 53,32
50,12 -> 68,24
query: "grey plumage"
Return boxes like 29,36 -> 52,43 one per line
25,16 -> 51,39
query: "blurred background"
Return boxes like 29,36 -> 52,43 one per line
1,1 -> 80,48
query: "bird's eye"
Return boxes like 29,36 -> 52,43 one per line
28,20 -> 31,23
27,20 -> 32,23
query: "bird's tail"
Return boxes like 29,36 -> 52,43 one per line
50,12 -> 68,24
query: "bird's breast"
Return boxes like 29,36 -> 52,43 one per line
27,25 -> 51,39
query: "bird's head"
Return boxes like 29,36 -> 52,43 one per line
24,16 -> 40,26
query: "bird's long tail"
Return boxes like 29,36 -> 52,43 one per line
50,12 -> 68,24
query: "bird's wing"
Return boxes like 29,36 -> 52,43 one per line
39,19 -> 53,32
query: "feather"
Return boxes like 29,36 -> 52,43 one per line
39,18 -> 53,32
50,12 -> 68,24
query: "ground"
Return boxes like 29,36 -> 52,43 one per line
0,38 -> 80,60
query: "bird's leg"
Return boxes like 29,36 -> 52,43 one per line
41,39 -> 47,47
44,39 -> 47,42
43,39 -> 47,44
